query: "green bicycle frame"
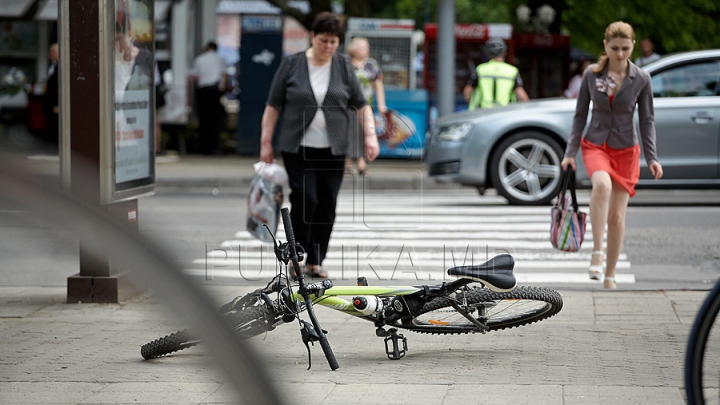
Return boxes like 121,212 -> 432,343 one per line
291,286 -> 423,317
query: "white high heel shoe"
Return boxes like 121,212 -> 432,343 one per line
589,251 -> 604,281
604,276 -> 617,289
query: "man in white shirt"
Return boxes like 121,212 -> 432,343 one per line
189,42 -> 229,154
635,38 -> 661,67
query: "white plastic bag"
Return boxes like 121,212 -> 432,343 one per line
246,162 -> 288,242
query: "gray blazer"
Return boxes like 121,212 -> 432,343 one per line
565,61 -> 658,165
266,51 -> 367,156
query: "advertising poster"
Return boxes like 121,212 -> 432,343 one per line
113,0 -> 154,190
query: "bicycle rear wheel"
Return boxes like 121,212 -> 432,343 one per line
225,304 -> 276,338
686,281 -> 720,405
407,286 -> 562,335
141,329 -> 199,359
141,305 -> 275,359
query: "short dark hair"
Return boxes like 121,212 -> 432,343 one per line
206,41 -> 217,51
311,12 -> 343,37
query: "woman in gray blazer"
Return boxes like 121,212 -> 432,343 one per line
561,21 -> 663,289
260,12 -> 380,279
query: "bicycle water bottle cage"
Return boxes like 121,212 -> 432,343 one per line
383,328 -> 407,360
447,254 -> 517,293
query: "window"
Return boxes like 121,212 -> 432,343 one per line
651,60 -> 720,97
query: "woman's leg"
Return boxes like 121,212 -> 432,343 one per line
605,181 -> 631,288
589,171 -> 612,270
307,153 -> 345,269
282,151 -> 319,267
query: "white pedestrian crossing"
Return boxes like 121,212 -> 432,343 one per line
186,189 -> 632,285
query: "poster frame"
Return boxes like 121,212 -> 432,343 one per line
99,0 -> 156,205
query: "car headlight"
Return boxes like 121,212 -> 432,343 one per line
435,123 -> 472,142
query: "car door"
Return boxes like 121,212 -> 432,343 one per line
644,58 -> 720,182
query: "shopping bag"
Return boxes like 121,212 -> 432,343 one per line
247,162 -> 288,243
550,168 -> 587,252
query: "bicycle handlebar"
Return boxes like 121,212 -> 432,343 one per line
280,207 -> 339,371
281,208 -> 295,245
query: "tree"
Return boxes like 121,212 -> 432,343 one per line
263,0 -> 333,31
562,0 -> 720,58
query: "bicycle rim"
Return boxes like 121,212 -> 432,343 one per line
408,286 -> 563,335
686,282 -> 720,405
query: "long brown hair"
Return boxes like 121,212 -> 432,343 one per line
592,21 -> 635,73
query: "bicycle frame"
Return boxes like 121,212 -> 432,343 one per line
304,286 -> 423,316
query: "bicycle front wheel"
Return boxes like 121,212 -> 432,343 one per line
408,286 -> 563,335
686,281 -> 720,405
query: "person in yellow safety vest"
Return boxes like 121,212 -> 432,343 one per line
463,38 -> 529,110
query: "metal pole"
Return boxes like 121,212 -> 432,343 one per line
436,0 -> 455,118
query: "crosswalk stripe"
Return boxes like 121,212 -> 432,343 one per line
186,191 -> 631,285
183,269 -> 635,284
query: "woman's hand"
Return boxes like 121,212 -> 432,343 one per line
649,161 -> 663,180
364,133 -> 380,162
560,156 -> 576,171
260,144 -> 274,164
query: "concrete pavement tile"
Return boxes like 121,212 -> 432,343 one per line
563,385 -> 685,405
79,382 -> 221,404
667,290 -> 708,324
0,382 -> 102,404
318,384 -> 447,405
0,287 -> 66,318
442,385 -> 562,405
225,382 -> 334,405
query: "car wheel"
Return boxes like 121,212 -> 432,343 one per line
489,131 -> 563,205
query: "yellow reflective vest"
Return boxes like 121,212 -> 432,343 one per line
468,60 -> 519,110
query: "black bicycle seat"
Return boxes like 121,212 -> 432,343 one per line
447,254 -> 517,292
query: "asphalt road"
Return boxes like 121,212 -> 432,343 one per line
2,186 -> 719,290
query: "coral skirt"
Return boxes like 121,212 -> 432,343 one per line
581,138 -> 641,196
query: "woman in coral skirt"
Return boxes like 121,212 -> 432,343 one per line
561,21 -> 663,289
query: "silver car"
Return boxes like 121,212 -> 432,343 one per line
425,49 -> 720,205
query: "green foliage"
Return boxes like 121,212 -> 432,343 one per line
393,0 -> 512,28
562,0 -> 720,59
372,0 -> 719,60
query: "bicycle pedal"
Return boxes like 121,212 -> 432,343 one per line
383,328 -> 408,360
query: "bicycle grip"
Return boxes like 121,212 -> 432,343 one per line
280,207 -> 295,243
318,335 -> 340,370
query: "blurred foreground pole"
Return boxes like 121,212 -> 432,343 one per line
436,0 -> 456,118
62,0 -> 144,303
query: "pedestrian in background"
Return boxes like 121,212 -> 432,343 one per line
561,21 -> 663,289
346,36 -> 387,176
189,41 -> 228,155
635,38 -> 661,67
463,38 -> 529,110
564,58 -> 592,99
43,43 -> 59,147
260,12 -> 380,279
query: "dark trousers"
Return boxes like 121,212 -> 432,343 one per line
282,147 -> 345,266
195,85 -> 224,154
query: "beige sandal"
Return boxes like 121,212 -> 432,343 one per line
589,251 -> 604,281
604,276 -> 617,289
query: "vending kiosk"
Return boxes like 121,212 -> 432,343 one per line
345,18 -> 428,158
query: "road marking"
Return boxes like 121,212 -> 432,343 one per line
187,191 -> 633,285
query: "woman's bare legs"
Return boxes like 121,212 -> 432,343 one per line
604,181 -> 630,289
589,171 -> 612,274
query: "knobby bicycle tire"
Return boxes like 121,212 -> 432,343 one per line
407,286 -> 563,335
685,281 -> 720,405
141,329 -> 199,359
141,305 -> 274,359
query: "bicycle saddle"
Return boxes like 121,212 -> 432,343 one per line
447,254 -> 517,293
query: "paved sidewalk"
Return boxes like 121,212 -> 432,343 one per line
0,285 -> 703,404
153,153 -> 455,191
